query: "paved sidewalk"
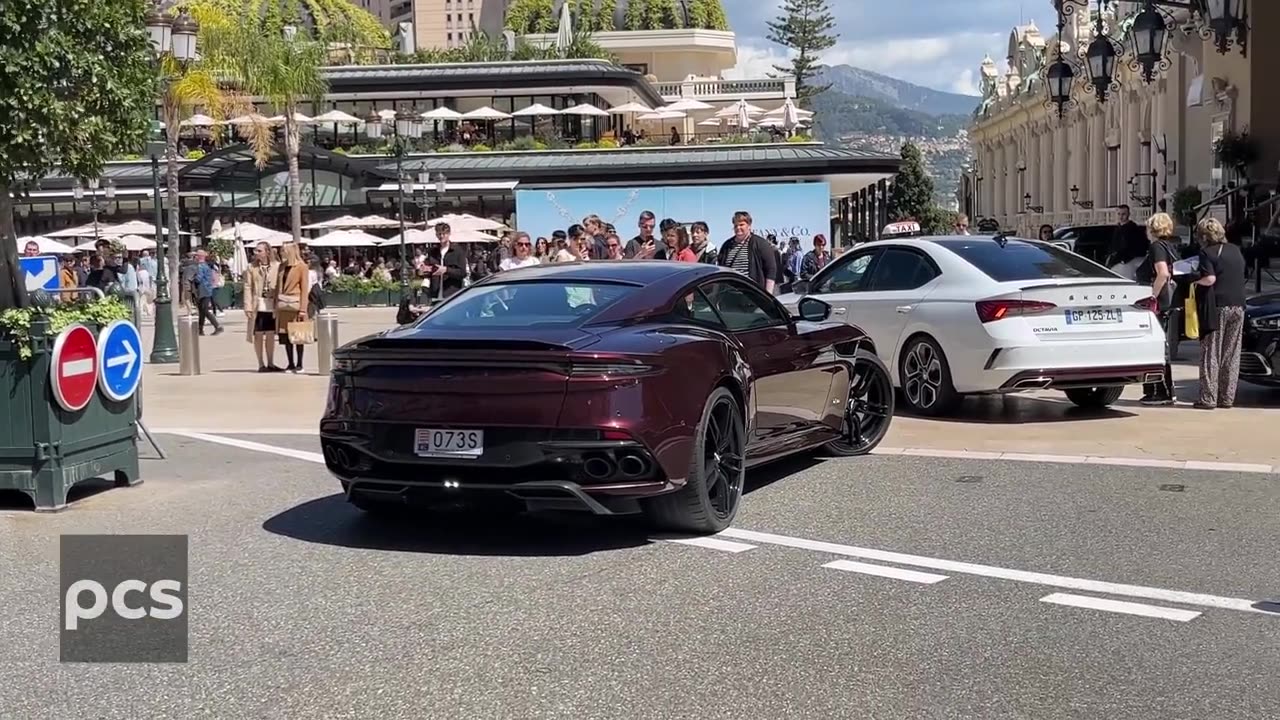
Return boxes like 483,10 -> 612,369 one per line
140,308 -> 1280,470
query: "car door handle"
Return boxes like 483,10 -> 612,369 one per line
833,307 -> 847,315
895,305 -> 914,314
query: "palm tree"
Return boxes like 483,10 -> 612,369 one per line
222,21 -> 328,242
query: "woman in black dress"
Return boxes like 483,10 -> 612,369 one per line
1138,213 -> 1179,405
1193,217 -> 1248,409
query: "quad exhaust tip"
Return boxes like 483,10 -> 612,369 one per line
1013,377 -> 1053,389
618,453 -> 648,478
582,455 -> 616,480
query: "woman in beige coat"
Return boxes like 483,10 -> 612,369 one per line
275,240 -> 311,373
242,241 -> 283,372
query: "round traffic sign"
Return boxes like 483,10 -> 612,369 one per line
50,324 -> 99,412
97,319 -> 143,402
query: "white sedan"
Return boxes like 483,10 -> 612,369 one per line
778,236 -> 1167,415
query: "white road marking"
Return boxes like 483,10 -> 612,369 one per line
719,528 -> 1272,616
1040,592 -> 1202,622
872,446 -> 1278,474
667,537 -> 756,553
824,559 -> 948,584
62,358 -> 95,377
166,431 -> 324,464
157,427 -> 318,435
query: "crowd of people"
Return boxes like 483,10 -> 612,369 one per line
21,239 -> 158,313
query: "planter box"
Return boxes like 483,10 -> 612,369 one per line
0,321 -> 140,511
322,290 -> 353,308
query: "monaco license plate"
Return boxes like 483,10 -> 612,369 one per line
414,428 -> 484,458
1065,307 -> 1123,325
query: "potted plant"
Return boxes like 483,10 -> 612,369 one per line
1213,127 -> 1260,182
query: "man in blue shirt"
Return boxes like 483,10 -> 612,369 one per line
193,249 -> 224,336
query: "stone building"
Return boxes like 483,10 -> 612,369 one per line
967,0 -> 1273,237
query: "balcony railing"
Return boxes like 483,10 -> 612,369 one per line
659,76 -> 796,102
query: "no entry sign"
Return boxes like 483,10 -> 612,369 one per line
51,324 -> 99,412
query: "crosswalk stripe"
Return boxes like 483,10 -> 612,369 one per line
824,559 -> 948,584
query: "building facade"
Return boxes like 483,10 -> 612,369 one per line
968,0 -> 1275,237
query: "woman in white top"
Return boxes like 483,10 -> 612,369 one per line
499,232 -> 541,271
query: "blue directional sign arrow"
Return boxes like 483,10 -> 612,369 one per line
19,255 -> 60,292
97,320 -> 143,402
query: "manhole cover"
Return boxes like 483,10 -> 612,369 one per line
955,475 -> 984,483
1159,484 -> 1186,492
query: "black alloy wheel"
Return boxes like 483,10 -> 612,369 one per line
644,387 -> 746,533
703,393 -> 746,519
826,350 -> 894,456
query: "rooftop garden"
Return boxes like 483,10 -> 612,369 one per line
504,0 -> 730,34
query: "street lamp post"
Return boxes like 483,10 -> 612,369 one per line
72,178 -> 116,246
145,0 -> 199,364
1071,185 -> 1096,210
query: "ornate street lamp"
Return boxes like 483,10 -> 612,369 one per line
1084,10 -> 1122,102
1070,185 -> 1095,210
1045,58 -> 1077,118
1201,0 -> 1248,55
73,178 -> 117,246
1130,2 -> 1171,83
365,111 -> 384,142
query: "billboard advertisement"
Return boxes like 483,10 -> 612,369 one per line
515,181 -> 831,254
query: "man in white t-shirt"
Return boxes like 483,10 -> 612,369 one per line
499,231 -> 541,271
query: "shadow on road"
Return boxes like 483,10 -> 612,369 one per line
897,392 -> 1136,425
261,453 -> 824,555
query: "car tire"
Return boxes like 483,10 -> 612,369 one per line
899,336 -> 960,416
825,349 -> 895,457
1064,386 -> 1124,409
644,387 -> 745,534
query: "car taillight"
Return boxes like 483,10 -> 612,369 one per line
1133,297 -> 1157,313
975,299 -> 1057,323
568,363 -> 657,378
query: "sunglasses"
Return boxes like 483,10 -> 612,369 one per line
516,242 -> 531,247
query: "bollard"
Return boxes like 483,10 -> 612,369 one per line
178,315 -> 201,376
315,312 -> 339,376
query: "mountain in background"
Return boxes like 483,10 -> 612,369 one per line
815,65 -> 980,117
811,90 -> 969,140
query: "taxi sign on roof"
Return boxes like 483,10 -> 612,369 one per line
882,220 -> 923,238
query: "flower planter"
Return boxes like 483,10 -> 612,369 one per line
0,320 -> 140,511
322,290 -> 353,308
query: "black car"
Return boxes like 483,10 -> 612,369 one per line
1051,225 -> 1113,265
1241,291 -> 1280,387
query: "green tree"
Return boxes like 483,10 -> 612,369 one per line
0,0 -> 156,309
505,0 -> 558,33
766,0 -> 837,107
887,142 -> 934,223
687,0 -> 730,30
623,0 -> 648,30
647,0 -> 683,29
216,19 -> 329,243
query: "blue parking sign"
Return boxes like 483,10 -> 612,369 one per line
97,320 -> 144,402
20,255 -> 61,292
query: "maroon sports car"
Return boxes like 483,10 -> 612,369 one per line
320,261 -> 894,533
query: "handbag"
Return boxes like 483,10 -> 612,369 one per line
287,320 -> 315,345
1184,286 -> 1200,340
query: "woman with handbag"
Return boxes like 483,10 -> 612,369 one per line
1138,213 -> 1180,405
244,241 -> 284,373
275,241 -> 311,374
1193,218 -> 1247,409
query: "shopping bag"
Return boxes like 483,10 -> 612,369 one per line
287,320 -> 316,345
1184,286 -> 1199,340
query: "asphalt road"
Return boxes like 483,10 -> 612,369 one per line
1,433 -> 1278,719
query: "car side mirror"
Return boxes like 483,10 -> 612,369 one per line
796,296 -> 831,322
792,280 -> 811,295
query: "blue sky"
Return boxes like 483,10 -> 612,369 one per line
724,0 -> 1032,96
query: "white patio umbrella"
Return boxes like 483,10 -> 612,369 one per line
302,214 -> 399,231
756,117 -> 786,128
512,103 -> 561,117
438,230 -> 502,244
180,113 -> 217,128
697,118 -> 723,127
462,106 -> 512,121
382,228 -> 436,246
555,0 -> 573,53
98,220 -> 187,237
74,235 -> 156,252
426,213 -> 507,232
637,110 -> 686,121
421,106 -> 464,121
716,101 -> 765,118
211,221 -> 290,245
311,109 -> 363,124
664,98 -> 714,113
307,229 -> 384,247
735,99 -> 754,130
355,215 -> 403,229
764,101 -> 814,118
225,113 -> 274,126
15,236 -> 78,255
562,103 -> 609,117
267,112 -> 315,125
46,222 -> 114,238
609,102 -> 653,114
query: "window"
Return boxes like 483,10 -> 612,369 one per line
935,239 -> 1116,282
417,282 -> 638,328
868,248 -> 938,291
699,280 -> 787,332
813,251 -> 876,294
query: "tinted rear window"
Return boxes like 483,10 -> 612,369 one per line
937,239 -> 1116,282
417,281 -> 637,328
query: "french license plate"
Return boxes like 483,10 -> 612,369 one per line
1065,307 -> 1123,325
414,428 -> 483,458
